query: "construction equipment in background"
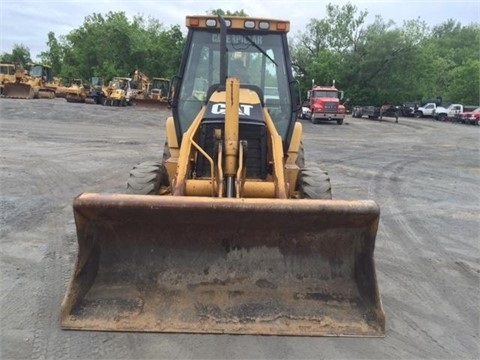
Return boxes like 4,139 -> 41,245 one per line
130,70 -> 153,107
65,79 -> 89,103
54,78 -> 71,98
134,73 -> 171,109
3,64 -> 57,99
0,63 -> 16,96
61,15 -> 385,337
150,77 -> 171,103
103,77 -> 137,106
3,65 -> 33,98
85,77 -> 107,104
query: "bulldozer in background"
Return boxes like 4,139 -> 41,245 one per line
54,77 -> 72,98
65,79 -> 89,103
61,15 -> 385,337
0,63 -> 16,96
132,69 -> 171,109
3,63 -> 57,99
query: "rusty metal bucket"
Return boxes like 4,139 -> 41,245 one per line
61,193 -> 385,336
3,83 -> 35,99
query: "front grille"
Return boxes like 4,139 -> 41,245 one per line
195,121 -> 268,179
324,102 -> 337,112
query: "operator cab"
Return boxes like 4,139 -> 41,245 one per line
171,15 -> 296,150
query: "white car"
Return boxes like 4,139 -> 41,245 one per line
299,106 -> 312,119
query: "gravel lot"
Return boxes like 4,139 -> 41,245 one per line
1,98 -> 479,359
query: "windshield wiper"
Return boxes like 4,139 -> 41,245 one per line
245,36 -> 278,67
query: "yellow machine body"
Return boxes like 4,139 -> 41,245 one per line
61,15 -> 385,337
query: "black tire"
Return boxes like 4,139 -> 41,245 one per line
162,141 -> 171,162
414,111 -> 422,118
298,166 -> 332,200
126,161 -> 169,195
438,114 -> 447,122
296,142 -> 305,168
337,118 -> 344,125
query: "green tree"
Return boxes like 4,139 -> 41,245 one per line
342,16 -> 429,104
290,2 -> 368,97
0,44 -> 32,67
55,11 -> 185,82
207,9 -> 248,16
38,32 -> 64,75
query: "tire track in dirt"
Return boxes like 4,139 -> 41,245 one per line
367,158 -> 479,358
0,155 -> 134,359
0,155 -> 78,359
2,99 -> 478,359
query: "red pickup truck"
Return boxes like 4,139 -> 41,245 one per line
459,107 -> 480,125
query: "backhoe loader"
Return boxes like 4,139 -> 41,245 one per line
61,15 -> 385,337
103,77 -> 136,106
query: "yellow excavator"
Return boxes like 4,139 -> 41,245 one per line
61,15 -> 385,337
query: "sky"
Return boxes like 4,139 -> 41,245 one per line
1,0 -> 479,59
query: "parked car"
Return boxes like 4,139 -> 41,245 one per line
433,104 -> 464,122
460,107 -> 480,125
298,102 -> 312,119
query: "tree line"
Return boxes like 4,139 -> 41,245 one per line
1,4 -> 478,106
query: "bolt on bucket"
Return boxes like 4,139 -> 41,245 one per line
61,193 -> 385,337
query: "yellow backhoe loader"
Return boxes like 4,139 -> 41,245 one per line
103,77 -> 136,106
61,15 -> 385,337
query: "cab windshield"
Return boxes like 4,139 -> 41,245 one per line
177,30 -> 292,140
29,65 -> 44,77
313,90 -> 338,98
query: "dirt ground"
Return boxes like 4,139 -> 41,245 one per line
0,98 -> 479,359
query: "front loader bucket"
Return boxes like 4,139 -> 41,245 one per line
61,193 -> 385,337
135,98 -> 169,109
3,83 -> 34,99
